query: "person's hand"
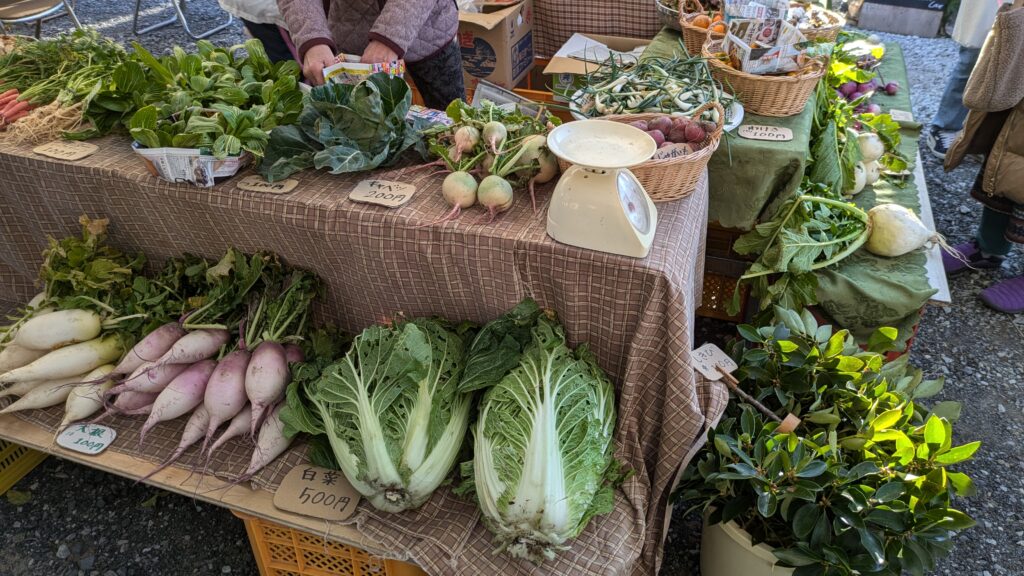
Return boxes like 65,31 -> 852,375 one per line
360,40 -> 399,64
303,44 -> 336,86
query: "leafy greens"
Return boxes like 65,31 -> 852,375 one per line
259,74 -> 433,182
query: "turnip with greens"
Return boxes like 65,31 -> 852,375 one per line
865,203 -> 949,258
452,125 -> 480,161
13,309 -> 101,351
478,175 -> 514,222
864,161 -> 881,185
482,121 -> 507,154
284,344 -> 304,364
437,171 -> 478,222
107,361 -> 188,396
139,405 -> 211,483
90,390 -> 158,423
153,328 -> 229,367
202,349 -> 250,453
847,162 -> 867,196
516,134 -> 559,211
858,132 -> 885,162
205,404 -> 252,463
238,403 -> 293,481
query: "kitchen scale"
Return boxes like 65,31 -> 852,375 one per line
545,120 -> 658,258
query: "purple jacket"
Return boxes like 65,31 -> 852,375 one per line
278,0 -> 458,63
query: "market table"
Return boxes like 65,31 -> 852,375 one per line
0,134 -> 727,575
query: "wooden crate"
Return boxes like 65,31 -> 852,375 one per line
234,511 -> 427,576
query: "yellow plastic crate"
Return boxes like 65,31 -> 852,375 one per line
0,439 -> 47,495
234,511 -> 427,576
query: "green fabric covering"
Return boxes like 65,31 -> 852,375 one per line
815,43 -> 937,345
641,28 -> 816,230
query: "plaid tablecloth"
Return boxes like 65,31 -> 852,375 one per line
0,136 -> 727,576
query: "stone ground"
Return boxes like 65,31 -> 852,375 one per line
1,4 -> 1022,575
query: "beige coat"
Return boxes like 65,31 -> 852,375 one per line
946,2 -> 1024,204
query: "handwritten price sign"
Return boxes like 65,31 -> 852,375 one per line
274,465 -> 360,520
691,343 -> 739,381
349,179 -> 416,208
738,125 -> 794,142
56,424 -> 116,455
236,175 -> 299,194
32,140 -> 98,161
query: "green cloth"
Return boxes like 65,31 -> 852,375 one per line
641,28 -> 816,230
815,43 -> 937,345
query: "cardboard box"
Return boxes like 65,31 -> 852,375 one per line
458,0 -> 535,90
541,34 -> 650,102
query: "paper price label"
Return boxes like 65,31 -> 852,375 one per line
349,179 -> 416,207
274,465 -> 360,521
889,109 -> 914,123
32,140 -> 98,161
56,424 -> 116,455
236,175 -> 299,194
738,125 -> 794,142
692,343 -> 738,381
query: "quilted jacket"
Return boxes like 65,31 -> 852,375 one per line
278,0 -> 458,63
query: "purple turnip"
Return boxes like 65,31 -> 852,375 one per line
884,82 -> 899,96
245,341 -> 290,437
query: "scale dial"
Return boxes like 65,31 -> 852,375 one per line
618,171 -> 652,234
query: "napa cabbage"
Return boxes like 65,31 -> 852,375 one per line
281,318 -> 471,512
459,300 -> 620,563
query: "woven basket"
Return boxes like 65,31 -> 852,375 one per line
794,5 -> 846,42
655,0 -> 682,31
558,102 -> 724,202
702,40 -> 825,117
678,0 -> 724,56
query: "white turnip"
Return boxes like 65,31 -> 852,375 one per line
0,344 -> 46,374
153,328 -> 229,367
482,121 -> 507,154
245,341 -> 289,436
865,203 -> 946,258
478,175 -> 514,223
107,361 -> 189,396
0,335 -> 122,384
864,161 -> 881,185
13,309 -> 102,351
429,171 -> 477,224
113,322 -> 187,375
517,135 -> 559,212
858,132 -> 885,163
452,125 -> 480,161
202,349 -> 250,454
847,162 -> 867,196
139,359 -> 217,445
59,364 -> 116,429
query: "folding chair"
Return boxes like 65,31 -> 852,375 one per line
132,0 -> 233,40
0,0 -> 82,38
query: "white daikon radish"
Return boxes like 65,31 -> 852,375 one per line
858,132 -> 885,162
13,309 -> 102,351
0,344 -> 47,374
0,376 -> 82,413
0,380 -> 43,399
865,204 -> 947,257
59,365 -> 116,429
0,335 -> 122,384
864,161 -> 881,185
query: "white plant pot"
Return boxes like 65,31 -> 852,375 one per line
700,520 -> 795,576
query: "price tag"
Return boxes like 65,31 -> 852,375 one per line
236,175 -> 299,194
32,140 -> 98,161
274,465 -> 360,521
737,125 -> 793,142
56,424 -> 116,455
349,179 -> 416,207
889,109 -> 914,123
692,343 -> 738,381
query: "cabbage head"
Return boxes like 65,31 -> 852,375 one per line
282,318 -> 471,512
460,300 -> 619,562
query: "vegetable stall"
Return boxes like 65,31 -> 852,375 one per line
0,3 -> 973,575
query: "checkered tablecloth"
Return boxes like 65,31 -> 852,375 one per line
0,135 -> 726,576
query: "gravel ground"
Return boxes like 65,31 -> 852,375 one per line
2,10 -> 1022,576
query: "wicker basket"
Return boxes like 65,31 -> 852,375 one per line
655,0 -> 682,31
678,0 -> 724,56
794,5 -> 846,42
558,102 -> 724,202
702,40 -> 825,117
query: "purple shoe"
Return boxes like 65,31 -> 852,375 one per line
943,240 -> 1005,276
979,276 -> 1024,314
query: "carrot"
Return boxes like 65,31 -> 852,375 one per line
1,101 -> 30,119
4,111 -> 29,124
0,90 -> 17,107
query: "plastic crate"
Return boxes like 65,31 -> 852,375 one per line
0,439 -> 47,495
234,511 -> 427,576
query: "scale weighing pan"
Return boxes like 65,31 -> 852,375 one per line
546,120 -> 659,258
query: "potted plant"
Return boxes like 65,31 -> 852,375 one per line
677,308 -> 979,576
